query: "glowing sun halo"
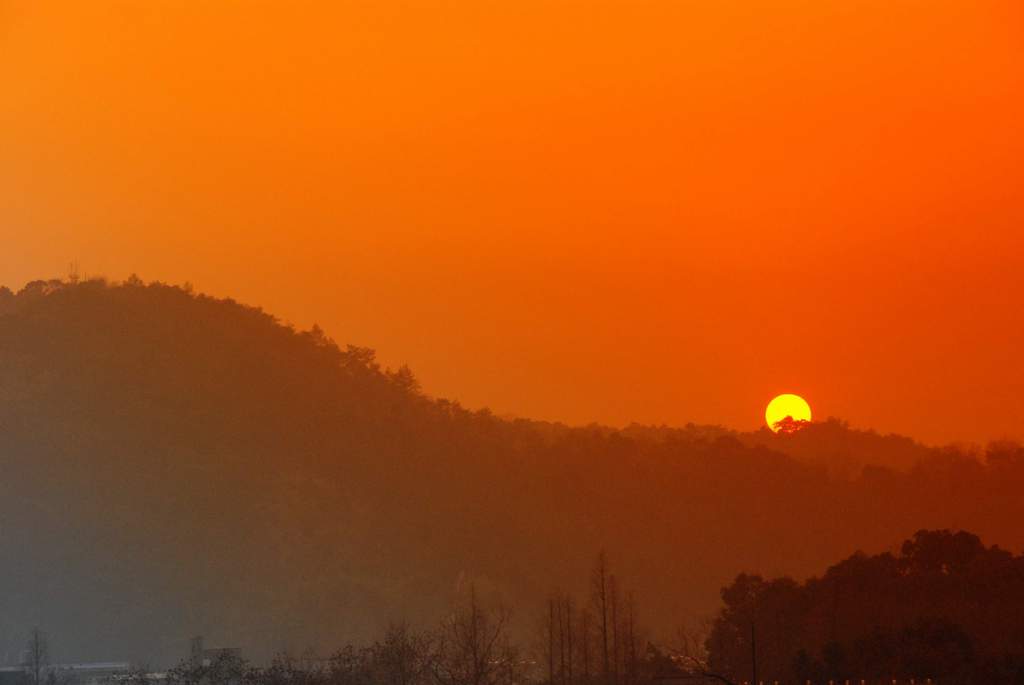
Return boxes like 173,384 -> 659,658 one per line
765,394 -> 812,433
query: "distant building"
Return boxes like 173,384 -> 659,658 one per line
0,667 -> 28,685
189,638 -> 241,668
0,663 -> 131,685
47,663 -> 132,685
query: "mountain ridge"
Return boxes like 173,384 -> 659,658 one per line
0,278 -> 1019,667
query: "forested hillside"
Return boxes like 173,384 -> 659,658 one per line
0,279 -> 1020,667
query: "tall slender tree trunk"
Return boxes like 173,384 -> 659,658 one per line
558,596 -> 566,685
591,552 -> 611,685
609,575 -> 620,685
625,592 -> 636,685
565,596 -> 574,685
581,608 -> 592,684
548,598 -> 557,685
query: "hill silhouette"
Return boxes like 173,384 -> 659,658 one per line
0,278 -> 1021,667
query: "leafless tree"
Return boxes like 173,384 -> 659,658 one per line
621,593 -> 637,685
27,628 -> 48,685
562,596 -> 573,685
578,608 -> 592,684
371,623 -> 434,685
672,620 -> 736,685
432,586 -> 521,685
590,553 -> 610,685
608,575 -> 619,685
547,599 -> 557,685
556,598 -> 565,685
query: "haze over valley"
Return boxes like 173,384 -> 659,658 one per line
0,279 -> 1019,668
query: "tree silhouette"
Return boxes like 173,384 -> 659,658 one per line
707,530 -> 1024,684
0,277 -> 1021,665
771,415 -> 809,434
26,629 -> 47,685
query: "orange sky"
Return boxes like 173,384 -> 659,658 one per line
2,1 -> 1022,446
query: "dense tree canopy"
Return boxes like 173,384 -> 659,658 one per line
0,279 -> 1020,667
707,530 -> 1024,684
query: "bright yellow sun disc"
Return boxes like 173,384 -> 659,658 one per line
765,394 -> 812,433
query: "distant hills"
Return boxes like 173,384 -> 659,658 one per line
0,278 -> 1020,667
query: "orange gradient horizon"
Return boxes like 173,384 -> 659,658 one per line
2,1 -> 1022,446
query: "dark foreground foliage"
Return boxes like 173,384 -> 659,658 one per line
164,591 -> 524,685
707,530 -> 1024,685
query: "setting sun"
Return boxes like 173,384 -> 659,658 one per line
765,394 -> 812,433
2,1 -> 1022,677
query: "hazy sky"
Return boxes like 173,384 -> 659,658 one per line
3,1 -> 1022,446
